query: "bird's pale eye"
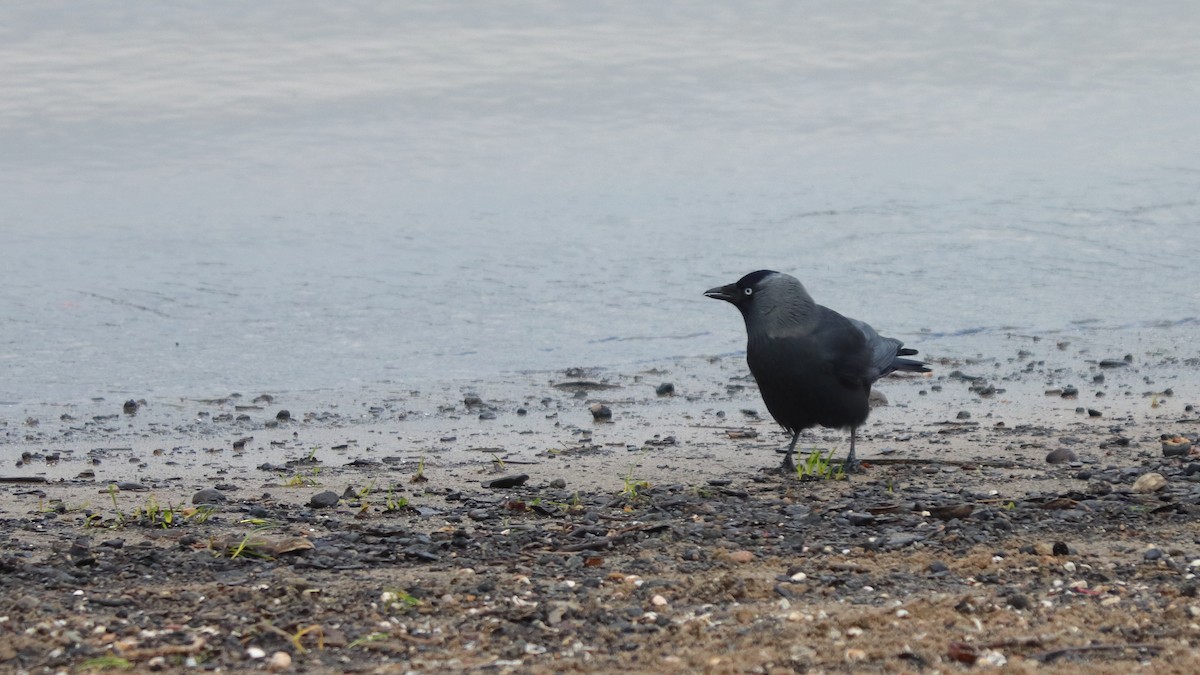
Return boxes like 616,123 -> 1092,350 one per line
743,288 -> 753,296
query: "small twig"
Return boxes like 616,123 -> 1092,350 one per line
1030,643 -> 1162,663
117,636 -> 207,661
981,635 -> 1049,649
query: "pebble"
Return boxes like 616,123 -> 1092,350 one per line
1006,593 -> 1032,610
267,651 -> 292,672
275,409 -> 291,421
846,512 -> 875,526
308,491 -> 340,508
1144,548 -> 1163,561
729,550 -> 755,563
122,399 -> 139,415
484,474 -> 529,489
655,383 -> 675,396
589,404 -> 612,420
463,394 -> 483,406
1045,448 -> 1077,464
1132,472 -> 1167,493
192,488 -> 227,505
246,647 -> 266,659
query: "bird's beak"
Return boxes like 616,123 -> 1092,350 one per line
704,283 -> 738,303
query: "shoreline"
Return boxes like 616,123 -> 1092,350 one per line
2,334 -> 1198,672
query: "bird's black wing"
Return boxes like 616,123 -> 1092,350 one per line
846,317 -> 906,381
747,326 -> 871,433
811,307 -> 873,390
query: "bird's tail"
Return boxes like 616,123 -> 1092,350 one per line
891,356 -> 931,373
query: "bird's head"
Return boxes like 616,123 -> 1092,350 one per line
705,270 -> 815,332
704,270 -> 783,308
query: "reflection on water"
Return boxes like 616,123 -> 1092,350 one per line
1,1 -> 1198,403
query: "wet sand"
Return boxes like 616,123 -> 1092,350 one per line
2,332 -> 1198,673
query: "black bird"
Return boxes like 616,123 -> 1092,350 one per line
705,270 -> 930,473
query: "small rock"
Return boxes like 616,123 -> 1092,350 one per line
1046,448 -> 1077,464
192,488 -> 227,505
729,550 -> 755,564
266,651 -> 292,672
1060,386 -> 1079,399
846,512 -> 875,526
122,399 -> 139,415
276,410 -> 291,421
1052,541 -> 1070,556
463,394 -> 483,407
655,383 -> 675,396
1087,408 -> 1102,417
485,474 -> 529,489
308,491 -> 340,508
550,478 -> 567,489
590,404 -> 612,420
956,410 -> 971,420
1006,593 -> 1032,610
1162,437 -> 1192,457
1132,472 -> 1167,493
246,647 -> 266,659
869,390 -> 889,407
1144,547 -> 1164,561
478,411 -> 496,420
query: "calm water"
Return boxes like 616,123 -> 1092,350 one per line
2,1 -> 1199,404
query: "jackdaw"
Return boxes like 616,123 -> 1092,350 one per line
705,270 -> 929,473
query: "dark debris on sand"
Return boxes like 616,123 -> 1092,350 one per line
3,453 -> 1200,673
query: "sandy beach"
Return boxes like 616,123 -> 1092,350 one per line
2,329 -> 1198,673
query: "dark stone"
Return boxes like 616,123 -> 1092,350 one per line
1144,548 -> 1163,561
122,399 -> 139,415
309,491 -> 340,508
1006,593 -> 1032,610
484,474 -> 529,489
1052,541 -> 1070,556
1046,448 -> 1077,464
655,383 -> 675,396
192,488 -> 227,505
276,409 -> 291,421
590,404 -> 612,420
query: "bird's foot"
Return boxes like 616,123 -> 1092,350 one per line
766,449 -> 798,476
838,451 -> 862,475
780,454 -> 797,476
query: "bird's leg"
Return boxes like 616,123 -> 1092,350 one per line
843,426 -> 861,473
780,432 -> 800,474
